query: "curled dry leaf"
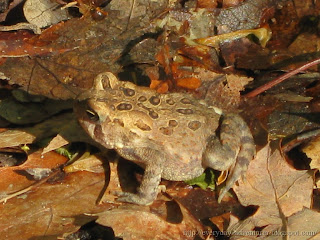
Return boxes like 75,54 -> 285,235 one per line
302,135 -> 320,170
196,27 -> 272,48
0,22 -> 41,34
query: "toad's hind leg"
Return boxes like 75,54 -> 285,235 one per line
203,113 -> 255,202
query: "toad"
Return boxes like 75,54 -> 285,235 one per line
74,72 -> 255,205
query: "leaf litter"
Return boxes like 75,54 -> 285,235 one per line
0,0 -> 320,239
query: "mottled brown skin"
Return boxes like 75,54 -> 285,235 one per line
75,72 -> 255,205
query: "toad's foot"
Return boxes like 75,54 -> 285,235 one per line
112,191 -> 155,205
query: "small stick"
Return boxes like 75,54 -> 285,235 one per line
0,170 -> 60,204
245,58 -> 320,98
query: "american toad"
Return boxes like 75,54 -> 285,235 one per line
74,72 -> 255,205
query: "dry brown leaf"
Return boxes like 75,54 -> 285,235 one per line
99,159 -> 121,204
96,201 -> 209,240
289,33 -> 320,59
42,134 -> 69,154
228,144 -> 313,237
291,0 -> 320,18
0,151 -> 67,197
287,208 -> 320,240
0,0 -> 281,99
267,103 -> 310,138
0,130 -> 36,148
0,25 -> 74,58
216,0 -> 277,33
196,69 -> 253,110
274,93 -> 313,102
0,150 -> 210,239
228,207 -> 320,239
0,170 -> 108,239
64,154 -> 105,174
109,0 -> 149,20
2,1 -> 319,239
0,0 -> 169,99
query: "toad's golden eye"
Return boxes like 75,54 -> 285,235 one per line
86,108 -> 99,121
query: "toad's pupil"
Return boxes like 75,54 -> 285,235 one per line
86,109 -> 99,121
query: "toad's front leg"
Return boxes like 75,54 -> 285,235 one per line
114,148 -> 164,205
203,113 -> 255,202
114,163 -> 162,205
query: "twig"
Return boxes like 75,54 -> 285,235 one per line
0,170 -> 60,204
245,58 -> 320,98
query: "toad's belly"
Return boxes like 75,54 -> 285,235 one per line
161,155 -> 205,181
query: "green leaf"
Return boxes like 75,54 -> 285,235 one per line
185,169 -> 216,190
55,147 -> 73,160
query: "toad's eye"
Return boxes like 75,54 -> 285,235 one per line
86,109 -> 99,121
